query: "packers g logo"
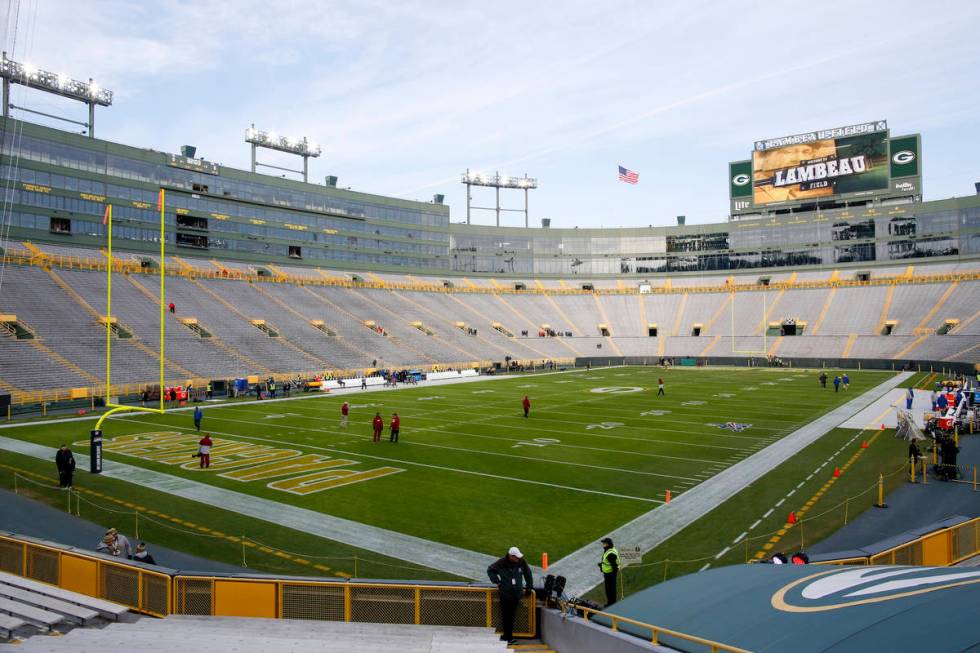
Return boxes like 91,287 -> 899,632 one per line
892,150 -> 915,165
771,567 -> 980,613
732,173 -> 750,186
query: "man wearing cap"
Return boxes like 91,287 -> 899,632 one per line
599,537 -> 620,607
487,546 -> 534,645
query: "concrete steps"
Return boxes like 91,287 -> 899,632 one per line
11,615 -> 511,652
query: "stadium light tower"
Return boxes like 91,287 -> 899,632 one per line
462,169 -> 538,227
246,124 -> 322,183
0,52 -> 112,138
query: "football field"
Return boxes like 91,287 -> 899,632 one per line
0,366 -> 896,569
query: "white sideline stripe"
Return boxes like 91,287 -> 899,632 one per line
114,417 -> 664,504
714,546 -> 731,560
749,519 -> 761,530
699,563 -> 711,572
775,498 -> 786,507
0,435 -> 497,579
551,372 -> 911,596
763,508 -> 774,518
732,532 -> 747,545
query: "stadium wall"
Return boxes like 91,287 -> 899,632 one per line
1,117 -> 978,279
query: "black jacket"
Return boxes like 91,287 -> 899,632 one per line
55,449 -> 75,472
487,556 -> 533,600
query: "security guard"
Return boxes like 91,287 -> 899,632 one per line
598,537 -> 619,607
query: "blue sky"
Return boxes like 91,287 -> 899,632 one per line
5,0 -> 980,227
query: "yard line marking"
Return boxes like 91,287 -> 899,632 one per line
774,498 -> 786,507
699,563 -> 711,572
714,546 -> 731,560
191,412 -> 714,473
763,508 -> 774,518
732,532 -> 747,544
749,519 -> 761,530
111,416 -> 664,502
796,481 -> 805,489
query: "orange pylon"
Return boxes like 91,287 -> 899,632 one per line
665,489 -> 671,504
861,440 -> 868,449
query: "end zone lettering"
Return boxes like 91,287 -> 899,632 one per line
771,155 -> 868,188
74,431 -> 404,495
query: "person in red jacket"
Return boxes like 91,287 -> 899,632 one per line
168,302 -> 175,314
197,433 -> 213,468
340,401 -> 349,428
522,395 -> 531,418
389,412 -> 400,443
372,412 -> 384,442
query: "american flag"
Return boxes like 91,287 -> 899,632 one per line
618,165 -> 639,184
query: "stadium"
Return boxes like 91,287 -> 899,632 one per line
0,5 -> 978,652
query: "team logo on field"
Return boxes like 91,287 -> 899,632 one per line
707,422 -> 752,432
590,386 -> 643,394
772,567 -> 980,613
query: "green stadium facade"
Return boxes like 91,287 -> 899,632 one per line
1,117 -> 978,277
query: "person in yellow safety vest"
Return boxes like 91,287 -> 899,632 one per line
206,382 -> 212,399
599,537 -> 619,607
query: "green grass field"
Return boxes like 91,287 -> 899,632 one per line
1,365 -> 902,579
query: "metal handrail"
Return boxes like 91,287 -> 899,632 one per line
571,604 -> 752,653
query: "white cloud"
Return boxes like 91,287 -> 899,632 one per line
3,0 -> 979,226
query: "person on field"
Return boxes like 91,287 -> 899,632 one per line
833,376 -> 840,392
193,406 -> 203,431
819,372 -> 827,388
168,302 -> 175,314
522,395 -> 531,418
206,382 -> 213,399
487,546 -> 533,645
842,373 -> 850,391
599,537 -> 620,607
657,377 -> 665,396
372,412 -> 384,442
133,542 -> 156,566
341,401 -> 350,428
55,444 -> 76,488
197,433 -> 213,468
362,378 -> 368,390
906,387 -> 915,410
389,412 -> 400,443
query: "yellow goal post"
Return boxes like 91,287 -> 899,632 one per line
95,188 -> 167,431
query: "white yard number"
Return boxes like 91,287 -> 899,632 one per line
641,410 -> 671,417
590,387 -> 642,394
512,437 -> 561,448
586,422 -> 624,430
681,400 -> 706,406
